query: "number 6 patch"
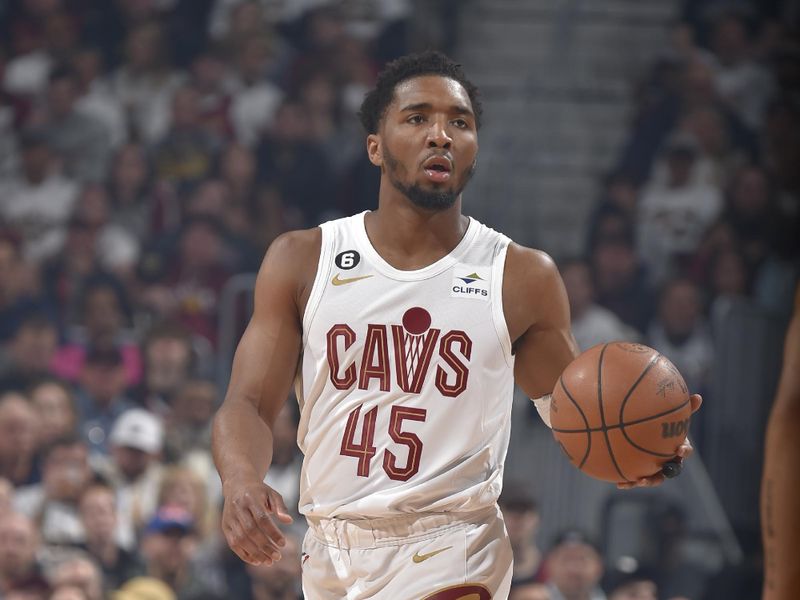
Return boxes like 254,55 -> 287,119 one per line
335,250 -> 360,270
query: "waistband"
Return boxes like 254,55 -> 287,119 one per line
305,505 -> 498,549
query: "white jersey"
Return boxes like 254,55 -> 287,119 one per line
296,211 -> 514,519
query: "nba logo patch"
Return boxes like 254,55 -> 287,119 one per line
451,265 -> 490,300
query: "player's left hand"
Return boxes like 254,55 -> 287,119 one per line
617,393 -> 702,490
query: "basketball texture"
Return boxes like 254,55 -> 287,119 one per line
550,342 -> 692,483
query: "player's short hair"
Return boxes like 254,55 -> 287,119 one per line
358,50 -> 483,134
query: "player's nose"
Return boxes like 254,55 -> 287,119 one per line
426,118 -> 452,149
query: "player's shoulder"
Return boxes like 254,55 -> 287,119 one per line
266,227 -> 321,262
259,227 -> 322,284
504,242 -> 560,288
269,227 -> 322,255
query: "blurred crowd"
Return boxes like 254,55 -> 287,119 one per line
0,0 -> 796,599
563,0 -> 799,457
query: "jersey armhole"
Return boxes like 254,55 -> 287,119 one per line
301,223 -> 334,346
491,239 -> 514,368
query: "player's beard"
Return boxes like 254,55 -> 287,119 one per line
383,148 -> 477,211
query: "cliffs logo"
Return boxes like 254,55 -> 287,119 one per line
451,266 -> 490,300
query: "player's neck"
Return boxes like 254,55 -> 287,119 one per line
366,196 -> 469,271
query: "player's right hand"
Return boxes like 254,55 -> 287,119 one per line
221,479 -> 293,566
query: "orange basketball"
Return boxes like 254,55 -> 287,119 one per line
550,342 -> 693,483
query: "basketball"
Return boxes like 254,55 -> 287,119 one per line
550,342 -> 693,483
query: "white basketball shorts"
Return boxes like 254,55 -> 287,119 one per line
301,505 -> 513,599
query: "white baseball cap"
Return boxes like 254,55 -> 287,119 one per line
109,409 -> 164,454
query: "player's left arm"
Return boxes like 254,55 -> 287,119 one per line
503,243 -> 700,488
502,243 -> 579,401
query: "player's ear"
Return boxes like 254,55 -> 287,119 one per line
367,134 -> 382,167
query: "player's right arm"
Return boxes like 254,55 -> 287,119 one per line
212,228 -> 320,566
761,284 -> 800,599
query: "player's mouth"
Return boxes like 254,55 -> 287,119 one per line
422,156 -> 452,183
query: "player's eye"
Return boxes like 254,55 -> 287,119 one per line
452,118 -> 468,128
407,114 -> 424,124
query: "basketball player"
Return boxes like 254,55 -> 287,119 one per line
212,51 -> 701,599
761,284 -> 800,600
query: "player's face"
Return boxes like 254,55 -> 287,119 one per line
370,75 -> 478,210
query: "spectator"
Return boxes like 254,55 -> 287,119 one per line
0,392 -> 40,486
28,377 -> 78,446
561,259 -> 639,351
0,313 -> 58,395
510,583 -> 552,600
255,99 -> 335,226
183,177 -> 263,272
0,512 -> 49,596
209,0 -> 271,45
141,218 -> 235,346
187,49 -> 235,142
157,467 -> 214,543
41,66 -> 111,183
0,74 -> 22,179
0,128 -> 78,263
152,85 -> 219,192
78,483 -> 144,590
95,408 -> 164,548
0,233 -> 47,344
72,184 -> 141,277
107,143 -> 154,242
586,173 -> 640,252
647,278 -> 714,398
218,143 -> 258,222
296,70 -> 361,177
110,21 -> 184,145
40,218 -> 104,327
708,247 -> 750,301
587,207 -> 634,256
616,49 -> 756,187
0,478 -> 13,516
49,556 -> 103,600
74,347 -> 136,454
50,585 -> 90,600
637,132 -> 723,286
164,379 -> 216,462
499,483 -> 545,587
71,46 -> 128,149
706,247 -> 752,327
641,501 -> 711,600
707,11 -> 775,130
217,142 -> 287,256
133,322 -> 195,416
13,434 -> 94,545
264,402 -> 302,517
545,530 -> 606,600
591,237 -> 656,334
52,274 -> 141,387
245,530 -> 302,600
603,566 -> 658,600
140,505 -> 221,599
718,165 -> 777,273
679,105 -> 750,185
229,33 -> 283,147
2,0 -> 66,97
761,99 -> 800,214
113,576 -> 176,600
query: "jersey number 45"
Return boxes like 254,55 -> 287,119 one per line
340,404 -> 426,481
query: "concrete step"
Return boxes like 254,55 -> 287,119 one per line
457,0 -> 680,257
464,0 -> 675,22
